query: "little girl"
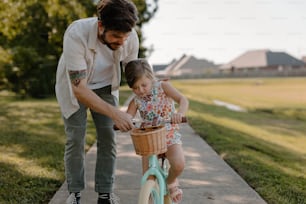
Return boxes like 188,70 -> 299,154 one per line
124,59 -> 189,203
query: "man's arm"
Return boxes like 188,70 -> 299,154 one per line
69,70 -> 133,131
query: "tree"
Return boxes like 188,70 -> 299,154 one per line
133,0 -> 158,58
0,0 -> 158,98
0,0 -> 96,97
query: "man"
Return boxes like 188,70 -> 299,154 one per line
55,0 -> 139,203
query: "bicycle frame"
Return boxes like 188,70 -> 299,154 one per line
139,154 -> 170,204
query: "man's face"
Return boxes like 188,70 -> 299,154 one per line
98,29 -> 130,50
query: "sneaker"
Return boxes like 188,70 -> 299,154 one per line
66,192 -> 81,204
97,193 -> 120,204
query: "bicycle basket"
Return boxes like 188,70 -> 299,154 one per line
130,125 -> 167,156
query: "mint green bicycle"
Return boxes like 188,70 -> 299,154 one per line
137,152 -> 172,204
129,117 -> 187,204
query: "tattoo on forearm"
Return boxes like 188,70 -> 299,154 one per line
69,70 -> 86,86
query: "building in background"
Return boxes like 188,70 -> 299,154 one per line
302,56 -> 306,64
155,54 -> 217,78
152,64 -> 168,73
219,49 -> 305,73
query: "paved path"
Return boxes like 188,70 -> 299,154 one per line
49,123 -> 267,204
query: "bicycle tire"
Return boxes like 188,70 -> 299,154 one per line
138,180 -> 159,204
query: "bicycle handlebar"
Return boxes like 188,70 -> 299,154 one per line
113,116 -> 187,131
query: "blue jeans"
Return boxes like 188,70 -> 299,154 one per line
63,85 -> 117,193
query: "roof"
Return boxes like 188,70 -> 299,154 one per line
220,49 -> 305,69
152,64 -> 168,72
156,54 -> 216,76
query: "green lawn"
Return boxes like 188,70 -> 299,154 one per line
0,77 -> 305,203
172,77 -> 306,204
0,89 -> 131,203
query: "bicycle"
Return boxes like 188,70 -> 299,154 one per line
116,117 -> 187,204
114,117 -> 186,203
137,147 -> 172,204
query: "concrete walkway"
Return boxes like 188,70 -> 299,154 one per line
49,123 -> 267,204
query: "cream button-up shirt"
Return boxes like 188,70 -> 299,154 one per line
55,17 -> 139,118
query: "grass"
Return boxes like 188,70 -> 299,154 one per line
0,88 -> 131,204
0,96 -> 66,203
0,78 -> 305,203
172,77 -> 306,204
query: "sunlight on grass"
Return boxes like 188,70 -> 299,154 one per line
179,78 -> 306,204
0,145 -> 61,179
173,77 -> 306,110
242,150 -> 306,179
189,110 -> 306,154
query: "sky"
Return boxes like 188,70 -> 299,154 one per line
142,0 -> 306,65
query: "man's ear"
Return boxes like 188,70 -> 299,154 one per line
97,21 -> 105,33
98,20 -> 103,28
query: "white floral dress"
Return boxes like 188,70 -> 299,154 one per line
134,81 -> 182,146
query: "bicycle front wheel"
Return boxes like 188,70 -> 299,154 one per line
138,180 -> 161,204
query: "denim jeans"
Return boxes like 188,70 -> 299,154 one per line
63,85 -> 118,193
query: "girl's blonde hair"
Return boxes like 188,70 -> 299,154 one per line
125,59 -> 155,88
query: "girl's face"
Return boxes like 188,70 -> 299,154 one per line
131,75 -> 153,97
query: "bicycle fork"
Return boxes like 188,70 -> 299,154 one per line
140,155 -> 168,204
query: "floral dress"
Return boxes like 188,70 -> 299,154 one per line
134,81 -> 182,146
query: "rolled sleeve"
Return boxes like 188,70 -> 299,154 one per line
63,27 -> 87,71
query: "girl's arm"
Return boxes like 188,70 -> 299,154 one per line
126,97 -> 138,118
161,81 -> 189,123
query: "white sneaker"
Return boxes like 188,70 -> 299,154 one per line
66,192 -> 81,204
98,193 -> 120,204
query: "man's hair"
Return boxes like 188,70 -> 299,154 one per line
125,59 -> 155,88
97,0 -> 138,32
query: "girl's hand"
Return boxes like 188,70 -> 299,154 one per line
171,113 -> 184,124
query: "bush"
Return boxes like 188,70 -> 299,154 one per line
4,47 -> 57,98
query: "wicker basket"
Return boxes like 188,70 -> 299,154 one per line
130,125 -> 167,156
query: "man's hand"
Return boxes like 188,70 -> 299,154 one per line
112,109 -> 134,132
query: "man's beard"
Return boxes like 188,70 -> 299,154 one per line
98,31 -> 121,51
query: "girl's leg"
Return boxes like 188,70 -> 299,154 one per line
166,144 -> 185,184
165,144 -> 185,203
